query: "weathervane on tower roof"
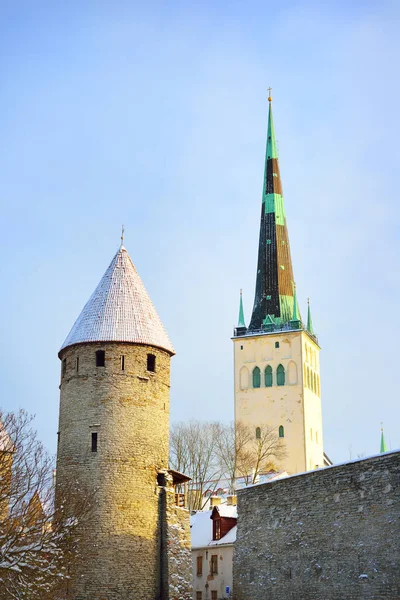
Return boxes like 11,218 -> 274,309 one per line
268,87 -> 272,102
120,224 -> 125,248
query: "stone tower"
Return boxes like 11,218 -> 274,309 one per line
233,97 -> 324,474
56,243 -> 191,600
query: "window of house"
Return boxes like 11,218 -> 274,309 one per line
275,341 -> 280,348
265,365 -> 273,387
277,364 -> 285,386
279,425 -> 284,438
96,350 -> 105,367
211,592 -> 218,600
121,355 -> 125,371
240,345 -> 243,350
214,519 -> 221,540
255,427 -> 261,440
196,592 -> 202,600
211,555 -> 218,575
252,366 -> 261,388
147,353 -> 156,372
91,432 -> 98,452
62,359 -> 67,377
196,556 -> 203,576
76,356 -> 79,372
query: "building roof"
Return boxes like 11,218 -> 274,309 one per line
211,505 -> 237,518
190,509 -> 237,549
60,245 -> 175,355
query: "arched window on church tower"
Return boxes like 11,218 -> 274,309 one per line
277,364 -> 285,386
279,425 -> 284,438
255,427 -> 261,440
265,365 -> 273,387
252,366 -> 261,388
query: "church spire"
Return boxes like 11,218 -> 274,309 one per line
307,298 -> 314,335
238,289 -> 246,328
248,94 -> 296,331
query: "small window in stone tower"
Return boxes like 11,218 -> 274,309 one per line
76,356 -> 79,372
255,427 -> 261,440
96,350 -> 105,367
279,425 -> 285,438
62,359 -> 66,377
147,354 -> 156,372
275,342 -> 280,349
121,355 -> 125,371
91,432 -> 98,452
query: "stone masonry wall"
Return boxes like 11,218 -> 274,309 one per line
233,451 -> 400,600
56,342 -> 172,600
159,474 -> 192,600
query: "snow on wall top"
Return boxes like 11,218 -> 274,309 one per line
60,245 -> 175,355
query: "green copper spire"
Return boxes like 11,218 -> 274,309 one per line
380,425 -> 387,453
307,298 -> 314,335
249,93 -> 296,330
266,99 -> 278,160
238,289 -> 246,328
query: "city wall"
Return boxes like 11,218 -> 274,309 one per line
233,451 -> 400,600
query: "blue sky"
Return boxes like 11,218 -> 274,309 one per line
1,0 -> 399,463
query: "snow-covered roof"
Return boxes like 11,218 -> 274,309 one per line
209,525 -> 237,546
190,507 -> 237,549
60,245 -> 174,355
212,505 -> 237,518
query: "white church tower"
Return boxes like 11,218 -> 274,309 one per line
233,96 -> 325,475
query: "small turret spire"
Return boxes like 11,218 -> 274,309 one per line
292,283 -> 298,321
380,424 -> 387,453
238,289 -> 246,328
307,298 -> 314,335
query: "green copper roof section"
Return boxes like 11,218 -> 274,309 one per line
380,427 -> 387,453
266,101 -> 278,160
238,289 -> 246,328
262,102 -> 284,219
307,299 -> 314,335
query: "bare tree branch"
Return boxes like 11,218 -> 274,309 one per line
0,409 -> 93,600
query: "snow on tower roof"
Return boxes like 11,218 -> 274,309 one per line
60,245 -> 175,355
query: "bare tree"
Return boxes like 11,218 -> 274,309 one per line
169,421 -> 222,510
0,409 -> 92,600
215,421 -> 286,488
170,420 -> 286,508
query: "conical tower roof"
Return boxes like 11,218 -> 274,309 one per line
60,245 -> 175,355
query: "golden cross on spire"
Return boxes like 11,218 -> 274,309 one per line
268,87 -> 272,102
121,224 -> 125,247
